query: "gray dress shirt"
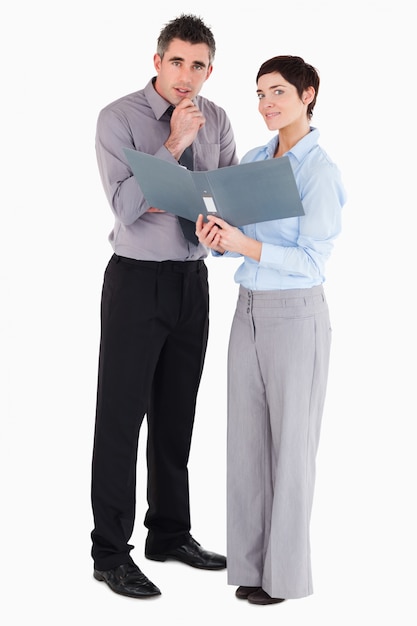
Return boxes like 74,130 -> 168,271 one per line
96,78 -> 238,261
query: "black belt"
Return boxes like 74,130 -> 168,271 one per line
114,254 -> 205,273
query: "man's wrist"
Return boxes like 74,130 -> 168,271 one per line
164,138 -> 183,161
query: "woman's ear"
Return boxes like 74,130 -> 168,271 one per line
303,86 -> 315,105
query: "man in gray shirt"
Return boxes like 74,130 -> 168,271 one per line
91,14 -> 238,599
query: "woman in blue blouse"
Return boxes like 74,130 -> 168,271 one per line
196,55 -> 346,605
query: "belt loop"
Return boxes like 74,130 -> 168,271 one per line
246,289 -> 252,314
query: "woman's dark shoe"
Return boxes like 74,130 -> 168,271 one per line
235,585 -> 261,599
247,588 -> 285,605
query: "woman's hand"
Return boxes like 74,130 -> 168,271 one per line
196,215 -> 262,261
195,214 -> 225,253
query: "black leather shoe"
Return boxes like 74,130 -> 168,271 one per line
247,588 -> 285,605
93,562 -> 161,598
145,535 -> 226,570
235,585 -> 261,599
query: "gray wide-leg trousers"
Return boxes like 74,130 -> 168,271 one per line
227,284 -> 331,599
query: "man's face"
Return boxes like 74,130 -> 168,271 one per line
153,38 -> 213,105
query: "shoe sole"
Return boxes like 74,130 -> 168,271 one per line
145,553 -> 226,570
247,597 -> 285,605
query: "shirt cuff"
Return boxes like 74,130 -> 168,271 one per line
260,242 -> 285,267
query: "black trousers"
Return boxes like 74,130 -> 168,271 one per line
91,254 -> 209,570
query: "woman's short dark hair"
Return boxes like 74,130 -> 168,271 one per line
257,55 -> 320,119
157,14 -> 216,65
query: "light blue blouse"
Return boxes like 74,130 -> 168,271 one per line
223,127 -> 346,290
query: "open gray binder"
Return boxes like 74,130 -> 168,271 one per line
124,148 -> 304,227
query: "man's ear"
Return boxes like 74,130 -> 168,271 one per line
153,53 -> 162,73
205,65 -> 213,81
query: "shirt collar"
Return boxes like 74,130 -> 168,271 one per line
144,77 -> 173,120
265,127 -> 320,162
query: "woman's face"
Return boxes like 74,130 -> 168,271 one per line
256,72 -> 313,132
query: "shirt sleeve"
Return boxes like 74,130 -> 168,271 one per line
260,161 -> 345,280
218,110 -> 239,168
95,107 -> 176,226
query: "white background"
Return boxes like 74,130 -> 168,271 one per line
1,1 -> 416,624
